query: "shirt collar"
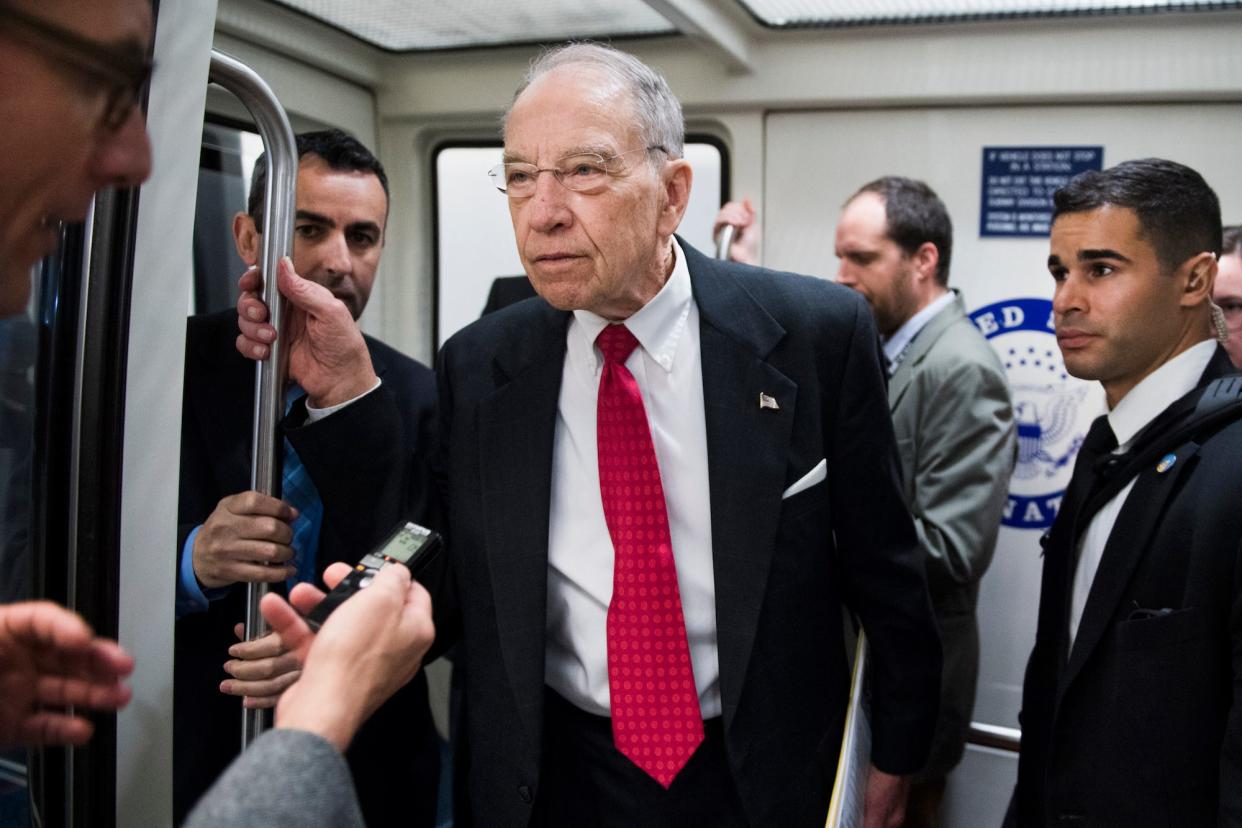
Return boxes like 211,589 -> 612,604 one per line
882,290 -> 956,364
571,237 -> 692,375
1107,338 -> 1217,449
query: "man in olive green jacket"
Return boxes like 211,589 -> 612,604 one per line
836,177 -> 1016,827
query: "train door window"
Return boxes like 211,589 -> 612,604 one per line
434,138 -> 727,348
193,122 -> 265,316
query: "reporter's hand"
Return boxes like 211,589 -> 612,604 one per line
712,197 -> 759,265
259,562 -> 434,750
0,601 -> 134,747
192,491 -> 297,590
863,765 -> 911,828
220,626 -> 301,709
234,258 -> 379,408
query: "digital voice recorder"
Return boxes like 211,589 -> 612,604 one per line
304,520 -> 441,632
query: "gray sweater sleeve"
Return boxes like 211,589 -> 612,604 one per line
183,729 -> 365,828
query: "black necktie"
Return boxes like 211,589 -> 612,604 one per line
1057,415 -> 1119,544
1047,415 -> 1118,664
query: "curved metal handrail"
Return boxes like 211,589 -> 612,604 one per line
968,721 -> 1021,753
207,50 -> 297,748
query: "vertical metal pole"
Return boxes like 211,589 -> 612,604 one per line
715,223 -> 737,261
206,50 -> 297,748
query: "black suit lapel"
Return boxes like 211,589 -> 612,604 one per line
1057,346 -> 1237,696
683,242 -> 796,728
1058,447 -> 1195,697
477,306 -> 570,747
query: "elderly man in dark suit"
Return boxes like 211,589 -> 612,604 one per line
1012,158 -> 1242,825
174,131 -> 440,827
238,43 -> 941,828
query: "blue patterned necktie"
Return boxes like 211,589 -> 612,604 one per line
283,387 -> 324,589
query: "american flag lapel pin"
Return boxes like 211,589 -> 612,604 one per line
759,392 -> 779,411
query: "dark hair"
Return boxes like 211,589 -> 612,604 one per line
1051,158 -> 1222,272
851,176 -> 953,286
1223,225 -> 1242,258
247,129 -> 389,231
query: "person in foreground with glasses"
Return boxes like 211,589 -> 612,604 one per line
0,0 -> 152,748
0,8 -> 435,826
0,0 -> 153,316
237,41 -> 941,828
1214,224 -> 1242,367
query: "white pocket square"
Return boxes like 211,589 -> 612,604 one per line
782,458 -> 827,499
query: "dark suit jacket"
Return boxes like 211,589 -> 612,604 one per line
294,241 -> 942,827
174,309 -> 440,828
1014,346 -> 1242,826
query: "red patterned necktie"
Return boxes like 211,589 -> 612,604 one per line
595,323 -> 704,789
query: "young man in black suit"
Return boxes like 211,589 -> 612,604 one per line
1013,158 -> 1242,825
237,44 -> 941,828
174,130 -> 440,828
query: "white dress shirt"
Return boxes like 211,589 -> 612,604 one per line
883,290 -> 956,375
1068,339 -> 1217,647
544,238 -> 721,718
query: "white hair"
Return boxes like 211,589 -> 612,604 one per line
502,42 -> 685,160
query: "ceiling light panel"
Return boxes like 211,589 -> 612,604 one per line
270,0 -> 676,51
736,0 -> 1241,27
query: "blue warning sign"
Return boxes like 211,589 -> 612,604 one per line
980,146 -> 1103,238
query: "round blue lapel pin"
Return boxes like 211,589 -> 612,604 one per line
1156,453 -> 1177,474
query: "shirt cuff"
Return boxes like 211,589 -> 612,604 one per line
176,526 -> 230,620
304,378 -> 383,424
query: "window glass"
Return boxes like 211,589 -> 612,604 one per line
192,124 -> 265,316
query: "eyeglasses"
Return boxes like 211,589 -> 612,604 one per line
0,4 -> 153,132
488,146 -> 668,198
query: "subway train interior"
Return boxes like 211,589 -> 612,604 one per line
2,0 -> 1241,825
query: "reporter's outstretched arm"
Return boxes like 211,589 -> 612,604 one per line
181,728 -> 365,828
184,563 -> 434,827
0,601 -> 133,747
275,562 -> 434,748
